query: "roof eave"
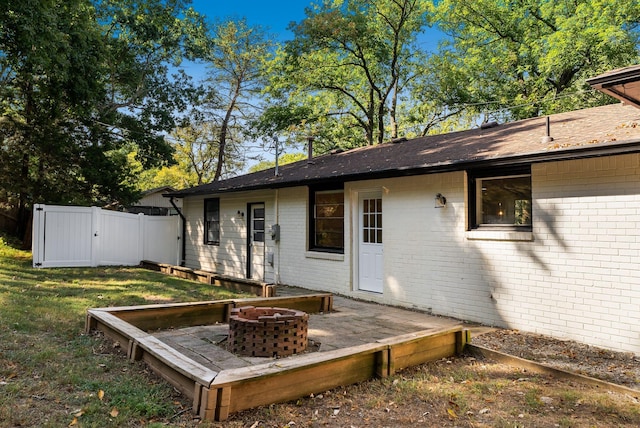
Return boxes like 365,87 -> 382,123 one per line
165,139 -> 640,198
587,66 -> 640,109
593,88 -> 640,110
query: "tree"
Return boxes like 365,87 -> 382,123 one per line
202,19 -> 273,181
135,121 -> 246,191
428,0 -> 640,122
94,0 -> 208,166
1,0 -> 108,238
247,103 -> 314,163
248,153 -> 308,173
0,0 -> 207,240
269,0 -> 434,148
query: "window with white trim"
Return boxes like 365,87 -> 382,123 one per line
468,167 -> 532,230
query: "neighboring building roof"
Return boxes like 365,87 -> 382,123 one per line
587,64 -> 640,109
140,186 -> 177,196
134,186 -> 182,208
167,102 -> 640,198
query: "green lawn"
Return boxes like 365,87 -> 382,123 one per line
0,235 -> 248,427
4,235 -> 640,428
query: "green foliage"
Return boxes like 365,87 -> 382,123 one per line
428,0 -> 640,122
0,0 -> 208,237
3,0 -> 639,229
248,152 -> 308,173
139,18 -> 274,188
201,18 -> 274,181
137,121 -> 247,191
268,0 -> 434,148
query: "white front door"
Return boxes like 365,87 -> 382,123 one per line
248,203 -> 265,281
358,193 -> 383,293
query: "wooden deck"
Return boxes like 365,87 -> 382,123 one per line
86,293 -> 470,421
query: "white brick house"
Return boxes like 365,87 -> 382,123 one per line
167,68 -> 640,354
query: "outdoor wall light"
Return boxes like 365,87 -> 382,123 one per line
237,210 -> 245,217
435,193 -> 447,208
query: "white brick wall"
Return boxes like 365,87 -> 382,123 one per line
180,152 -> 640,354
521,154 -> 640,352
183,191 -> 276,282
277,186 -> 352,293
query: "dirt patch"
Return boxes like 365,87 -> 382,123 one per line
472,329 -> 640,389
206,358 -> 640,427
200,329 -> 640,428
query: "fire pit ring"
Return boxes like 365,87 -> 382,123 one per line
228,306 -> 309,357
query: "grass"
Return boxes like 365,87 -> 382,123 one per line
2,233 -> 640,427
214,356 -> 640,427
0,234 -> 250,427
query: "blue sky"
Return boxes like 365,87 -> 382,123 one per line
183,0 -> 445,82
183,1 -> 446,165
190,0 -> 309,41
189,0 -> 444,50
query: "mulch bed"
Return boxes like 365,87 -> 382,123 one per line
472,328 -> 640,389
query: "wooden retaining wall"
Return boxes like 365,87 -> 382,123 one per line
86,295 -> 469,421
203,326 -> 470,421
87,294 -> 333,332
140,260 -> 274,297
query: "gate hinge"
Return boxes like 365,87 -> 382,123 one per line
36,207 -> 44,211
35,262 -> 42,266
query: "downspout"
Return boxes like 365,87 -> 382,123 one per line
274,189 -> 280,285
170,197 -> 186,267
274,137 -> 280,177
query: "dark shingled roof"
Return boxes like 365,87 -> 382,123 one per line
167,103 -> 640,198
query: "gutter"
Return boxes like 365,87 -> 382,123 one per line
169,197 -> 186,267
164,138 -> 640,198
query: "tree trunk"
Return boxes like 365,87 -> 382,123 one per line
21,212 -> 32,250
389,79 -> 398,139
214,83 -> 241,181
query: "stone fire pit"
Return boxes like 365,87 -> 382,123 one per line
228,306 -> 309,357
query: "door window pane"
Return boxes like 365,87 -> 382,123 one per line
362,198 -> 382,244
252,207 -> 265,242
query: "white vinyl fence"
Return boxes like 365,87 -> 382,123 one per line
32,204 -> 180,268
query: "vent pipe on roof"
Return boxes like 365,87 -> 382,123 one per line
480,121 -> 498,129
307,136 -> 315,162
541,116 -> 554,143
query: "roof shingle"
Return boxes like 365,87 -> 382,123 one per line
168,103 -> 640,197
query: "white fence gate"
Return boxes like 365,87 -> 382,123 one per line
32,204 -> 180,268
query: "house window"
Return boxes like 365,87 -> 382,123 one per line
468,167 -> 532,229
309,186 -> 344,253
204,198 -> 220,245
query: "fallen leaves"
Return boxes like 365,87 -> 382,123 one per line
68,389 -> 119,426
446,407 -> 458,420
447,395 -> 460,420
473,329 -> 640,388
